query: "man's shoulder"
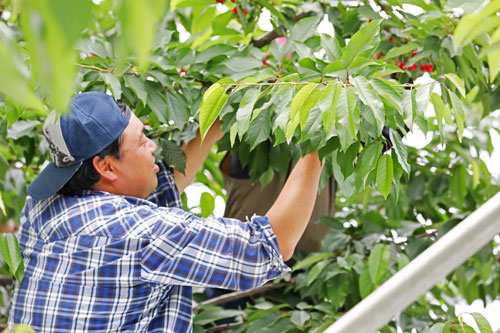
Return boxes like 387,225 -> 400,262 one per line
23,191 -> 175,240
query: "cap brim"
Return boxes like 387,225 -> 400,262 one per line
27,161 -> 83,200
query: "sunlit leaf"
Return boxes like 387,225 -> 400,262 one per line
319,80 -> 342,135
198,83 -> 228,140
444,73 -> 466,97
237,88 -> 261,138
342,20 -> 381,68
376,154 -> 393,199
352,76 -> 384,134
471,312 -> 493,333
368,243 -> 390,285
389,130 -> 410,175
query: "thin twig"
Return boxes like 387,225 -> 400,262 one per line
77,64 -> 114,73
195,277 -> 296,311
205,322 -> 243,332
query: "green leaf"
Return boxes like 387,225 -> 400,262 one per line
319,80 -> 342,134
225,57 -> 263,72
320,34 -> 342,61
0,31 -> 44,112
198,83 -> 228,140
200,192 -> 215,218
376,154 -> 393,199
290,16 -> 321,43
0,192 -> 5,216
471,160 -> 480,189
487,28 -> 500,82
429,323 -> 445,333
453,1 -> 500,49
359,265 -> 375,298
371,79 -> 403,114
444,73 -> 466,98
246,109 -> 272,151
351,76 -> 384,134
368,244 -> 390,285
356,141 -> 383,187
254,0 -> 285,22
116,0 -> 166,71
292,252 -> 334,271
165,91 -> 189,130
430,92 -> 446,142
0,233 -> 24,283
384,42 -> 419,59
336,87 -> 358,151
145,81 -> 168,123
289,83 -> 319,123
449,164 -> 467,208
102,73 -> 122,100
194,308 -> 244,326
449,91 -> 465,141
237,88 -> 260,138
230,122 -> 238,148
307,261 -> 328,286
125,75 -> 148,106
20,0 -> 91,113
342,20 -> 381,68
290,310 -> 310,327
415,83 -> 434,120
160,140 -> 186,174
389,130 -> 410,175
402,89 -> 415,129
471,312 -> 493,333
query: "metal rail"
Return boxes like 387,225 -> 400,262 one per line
325,191 -> 500,333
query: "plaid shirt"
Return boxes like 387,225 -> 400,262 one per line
8,161 -> 289,332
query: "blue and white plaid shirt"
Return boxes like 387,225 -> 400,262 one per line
8,161 -> 289,332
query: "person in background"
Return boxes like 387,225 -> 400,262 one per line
220,151 -> 335,254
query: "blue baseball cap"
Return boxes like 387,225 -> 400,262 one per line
27,92 -> 131,199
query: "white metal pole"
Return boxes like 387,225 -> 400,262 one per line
325,191 -> 500,333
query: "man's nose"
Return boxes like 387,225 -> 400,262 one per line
149,138 -> 157,153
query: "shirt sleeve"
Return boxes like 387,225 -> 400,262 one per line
140,211 -> 290,291
147,160 -> 183,209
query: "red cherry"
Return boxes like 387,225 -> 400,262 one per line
411,50 -> 417,57
420,64 -> 427,71
243,8 -> 248,15
216,0 -> 224,3
232,6 -> 237,13
231,0 -> 235,2
408,63 -> 418,71
427,64 -> 434,72
398,62 -> 407,70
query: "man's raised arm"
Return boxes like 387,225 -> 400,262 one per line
173,120 -> 223,194
265,153 -> 323,261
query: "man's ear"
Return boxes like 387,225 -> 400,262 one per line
92,155 -> 118,182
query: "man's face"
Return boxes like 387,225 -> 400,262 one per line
109,114 -> 159,198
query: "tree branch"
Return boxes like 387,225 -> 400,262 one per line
250,12 -> 311,48
195,277 -> 296,311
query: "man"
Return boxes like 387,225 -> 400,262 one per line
8,91 -> 323,332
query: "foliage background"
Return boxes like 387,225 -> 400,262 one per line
1,0 -> 500,331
